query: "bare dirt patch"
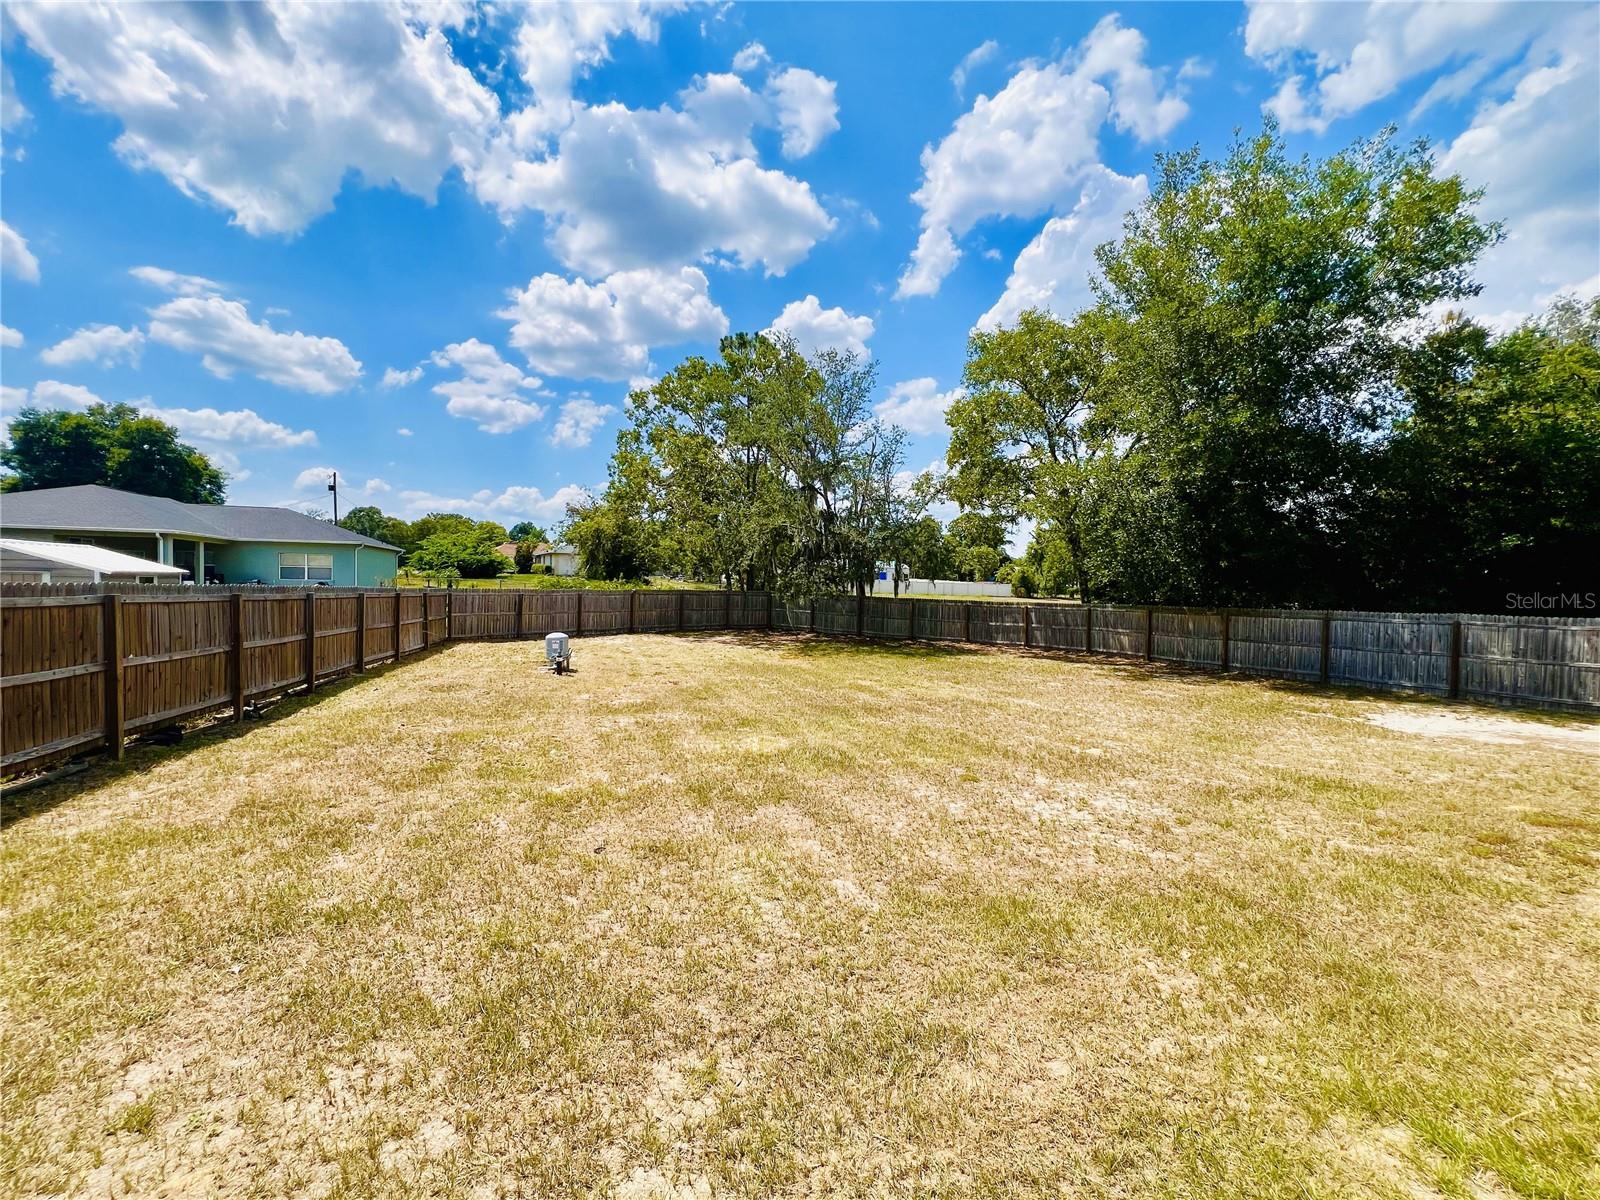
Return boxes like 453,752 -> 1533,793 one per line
1365,706 -> 1600,753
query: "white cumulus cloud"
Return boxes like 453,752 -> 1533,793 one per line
15,380 -> 104,411
146,293 -> 362,394
1,219 -> 39,282
499,265 -> 728,381
1,325 -> 22,349
129,265 -> 222,296
768,67 -> 839,159
952,39 -> 1000,99
381,365 -> 424,388
292,465 -> 340,492
40,323 -> 146,368
874,378 -> 965,436
1244,0 -> 1548,132
10,2 -> 500,236
1244,1 -> 1599,322
471,68 -> 836,276
732,42 -> 770,74
12,3 -> 841,283
429,338 -> 546,434
550,394 -> 617,447
394,483 -> 592,522
898,15 -> 1184,299
976,167 -> 1148,331
766,295 -> 874,358
142,404 -> 317,448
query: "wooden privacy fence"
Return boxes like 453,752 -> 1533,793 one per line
2,585 -> 1595,775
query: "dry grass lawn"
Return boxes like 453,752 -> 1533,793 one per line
2,633 -> 1598,1199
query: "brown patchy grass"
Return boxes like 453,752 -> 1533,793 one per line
2,634 -> 1597,1199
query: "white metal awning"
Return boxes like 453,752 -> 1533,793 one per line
0,537 -> 187,581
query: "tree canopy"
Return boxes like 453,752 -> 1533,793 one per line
507,521 -> 547,543
944,122 -> 1597,610
577,333 -> 930,593
1,402 -> 227,503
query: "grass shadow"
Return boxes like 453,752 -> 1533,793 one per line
0,644 -> 458,829
686,629 -> 985,660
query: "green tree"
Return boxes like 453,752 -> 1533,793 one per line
339,506 -> 389,539
408,520 -> 512,579
339,507 -> 416,556
1093,123 -> 1498,605
598,332 -> 921,595
507,521 -> 547,543
948,121 -> 1499,607
947,308 -> 1118,597
617,334 -> 798,589
1366,299 -> 1600,608
562,497 -> 653,582
514,540 -> 535,573
1,403 -> 226,502
408,512 -> 476,544
901,516 -> 953,580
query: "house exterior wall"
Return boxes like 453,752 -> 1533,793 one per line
536,551 -> 579,577
207,542 -> 399,587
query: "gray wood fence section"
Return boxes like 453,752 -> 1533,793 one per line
3,584 -> 1594,776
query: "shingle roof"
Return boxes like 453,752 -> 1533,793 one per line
0,485 -> 400,550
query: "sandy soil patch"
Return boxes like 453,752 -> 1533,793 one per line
1365,707 -> 1599,753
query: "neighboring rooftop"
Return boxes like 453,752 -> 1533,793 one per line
0,485 -> 401,550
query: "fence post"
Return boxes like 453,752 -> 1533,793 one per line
908,598 -> 917,641
445,588 -> 453,640
355,592 -> 367,673
629,588 -> 638,634
576,589 -> 585,636
809,596 -> 815,633
102,594 -> 125,760
1022,603 -> 1031,648
304,590 -> 317,692
1220,610 -> 1230,672
1448,619 -> 1463,699
393,589 -> 402,661
516,591 -> 525,640
677,589 -> 686,631
857,591 -> 865,638
231,592 -> 246,721
963,602 -> 972,643
1145,608 -> 1154,661
725,588 -> 733,630
421,590 -> 431,649
1085,604 -> 1094,653
1319,613 -> 1332,684
766,590 -> 773,631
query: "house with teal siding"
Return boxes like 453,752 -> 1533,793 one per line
0,484 -> 400,586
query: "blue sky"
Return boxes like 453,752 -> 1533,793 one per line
2,1 -> 1595,533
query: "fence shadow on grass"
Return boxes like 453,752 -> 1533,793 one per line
0,645 -> 453,829
680,628 -> 1600,724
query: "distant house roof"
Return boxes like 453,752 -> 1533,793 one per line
494,541 -> 518,559
0,484 -> 401,550
532,542 -> 576,555
0,537 -> 186,578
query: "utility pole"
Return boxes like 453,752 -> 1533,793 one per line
328,471 -> 339,522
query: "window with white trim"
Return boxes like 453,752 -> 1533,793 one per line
279,552 -> 335,582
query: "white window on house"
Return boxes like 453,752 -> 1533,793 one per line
279,552 -> 336,582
